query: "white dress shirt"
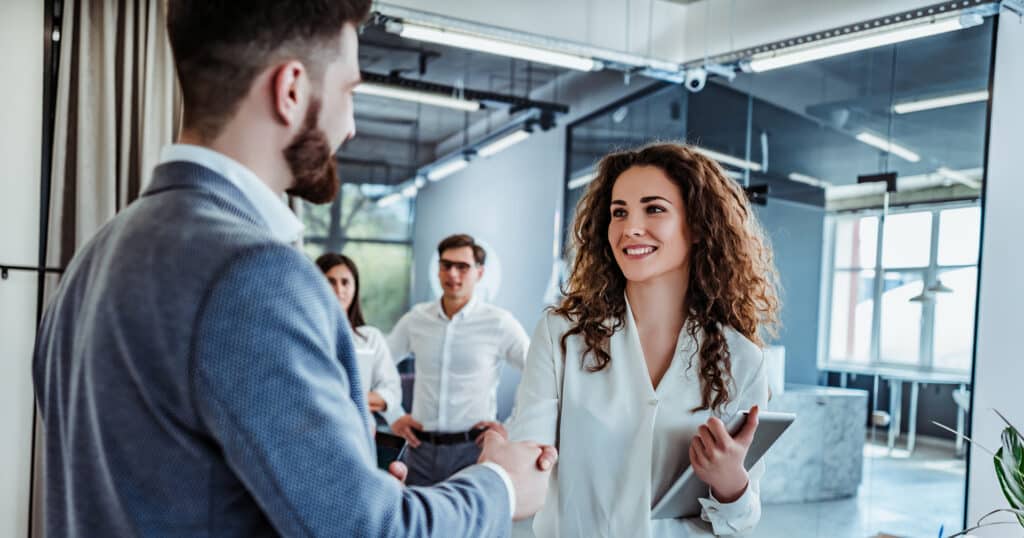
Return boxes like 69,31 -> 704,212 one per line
159,144 -> 304,244
352,325 -> 405,425
387,295 -> 530,432
509,297 -> 769,538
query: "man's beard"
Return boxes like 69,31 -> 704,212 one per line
284,98 -> 340,204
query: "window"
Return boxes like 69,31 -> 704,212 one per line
301,183 -> 414,332
823,205 -> 980,372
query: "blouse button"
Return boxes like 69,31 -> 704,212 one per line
648,399 -> 659,406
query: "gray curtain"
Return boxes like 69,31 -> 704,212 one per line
33,1 -> 179,536
46,0 -> 180,269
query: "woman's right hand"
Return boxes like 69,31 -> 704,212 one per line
689,405 -> 760,503
390,414 -> 423,448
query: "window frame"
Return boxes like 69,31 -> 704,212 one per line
819,200 -> 979,374
298,182 -> 417,329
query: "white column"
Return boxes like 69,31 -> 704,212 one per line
966,13 -> 1024,537
0,1 -> 44,537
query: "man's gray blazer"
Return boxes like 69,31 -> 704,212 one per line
32,161 -> 512,537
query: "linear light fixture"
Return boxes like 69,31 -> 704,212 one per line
354,82 -> 482,112
893,89 -> 989,114
377,192 -> 404,208
426,156 -> 470,182
401,184 -> 419,197
855,132 -> 920,163
788,172 -> 831,188
392,21 -> 603,72
693,147 -> 763,172
936,166 -> 981,189
746,13 -> 984,73
477,128 -> 531,158
567,171 -> 597,190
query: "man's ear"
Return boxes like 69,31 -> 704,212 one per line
271,60 -> 307,127
476,265 -> 485,280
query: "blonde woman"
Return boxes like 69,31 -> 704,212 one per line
510,143 -> 780,537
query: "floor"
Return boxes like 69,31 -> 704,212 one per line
758,432 -> 968,538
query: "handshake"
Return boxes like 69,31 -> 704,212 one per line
388,430 -> 557,521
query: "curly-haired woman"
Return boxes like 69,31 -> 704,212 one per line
509,143 -> 780,537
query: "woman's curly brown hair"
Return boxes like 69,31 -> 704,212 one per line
555,142 -> 781,412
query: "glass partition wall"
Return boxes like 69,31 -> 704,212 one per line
564,17 -> 994,538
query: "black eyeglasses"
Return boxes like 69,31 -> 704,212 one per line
440,260 -> 475,273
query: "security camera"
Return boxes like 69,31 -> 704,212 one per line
684,68 -> 707,93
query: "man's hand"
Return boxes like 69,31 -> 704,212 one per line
477,430 -> 557,521
390,414 -> 423,448
473,420 -> 508,446
388,461 -> 408,485
367,391 -> 387,413
689,405 -> 759,503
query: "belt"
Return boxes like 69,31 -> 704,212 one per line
413,428 -> 486,446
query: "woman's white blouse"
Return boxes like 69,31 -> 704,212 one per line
509,300 -> 769,537
352,325 -> 405,425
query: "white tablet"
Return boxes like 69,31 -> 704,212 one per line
650,410 -> 796,520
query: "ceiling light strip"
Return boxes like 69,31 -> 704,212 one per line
855,132 -> 921,163
476,129 -> 531,158
396,22 -> 602,71
354,82 -> 481,111
746,13 -> 982,72
693,147 -> 763,172
893,89 -> 989,114
426,157 -> 470,182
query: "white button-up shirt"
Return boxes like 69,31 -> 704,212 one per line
510,297 -> 769,537
387,295 -> 530,432
159,144 -> 304,244
352,325 -> 405,425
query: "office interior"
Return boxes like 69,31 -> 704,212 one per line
1,0 -> 1022,537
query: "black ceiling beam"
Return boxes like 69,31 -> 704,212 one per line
360,71 -> 570,115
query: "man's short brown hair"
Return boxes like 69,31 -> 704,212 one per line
166,0 -> 372,141
438,234 -> 486,266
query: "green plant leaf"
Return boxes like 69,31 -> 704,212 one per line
995,447 -> 1024,528
993,409 -> 1024,445
1002,427 -> 1024,489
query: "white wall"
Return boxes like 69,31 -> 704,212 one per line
381,0 -> 939,63
966,15 -> 1024,537
0,0 -> 44,537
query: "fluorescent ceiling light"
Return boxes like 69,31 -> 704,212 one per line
936,166 -> 981,189
693,147 -> 763,172
426,157 -> 469,182
893,90 -> 989,114
747,14 -> 983,73
401,184 -> 418,197
396,22 -> 603,72
354,82 -> 481,112
788,172 -> 831,188
377,192 -> 403,208
855,132 -> 920,163
477,129 -> 531,158
567,171 -> 597,190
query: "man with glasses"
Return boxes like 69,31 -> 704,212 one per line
388,234 -> 530,486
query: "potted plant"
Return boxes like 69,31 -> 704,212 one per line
941,410 -> 1024,537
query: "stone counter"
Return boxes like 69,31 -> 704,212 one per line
760,384 -> 869,504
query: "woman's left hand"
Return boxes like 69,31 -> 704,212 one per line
689,405 -> 760,503
367,391 -> 387,412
